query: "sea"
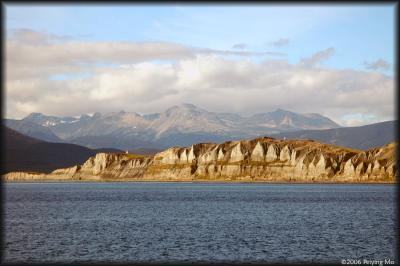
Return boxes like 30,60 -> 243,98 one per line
2,182 -> 397,264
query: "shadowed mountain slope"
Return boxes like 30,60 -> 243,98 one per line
3,127 -> 121,174
270,120 -> 396,150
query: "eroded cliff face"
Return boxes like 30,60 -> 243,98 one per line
4,137 -> 397,183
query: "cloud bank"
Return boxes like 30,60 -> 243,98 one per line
5,30 -> 395,127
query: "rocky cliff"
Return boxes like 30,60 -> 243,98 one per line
4,137 -> 397,183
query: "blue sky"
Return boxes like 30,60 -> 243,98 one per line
6,4 -> 395,73
4,4 -> 396,125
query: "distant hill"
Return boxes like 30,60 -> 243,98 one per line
65,134 -> 163,151
129,148 -> 162,155
2,127 -> 121,174
270,120 -> 397,150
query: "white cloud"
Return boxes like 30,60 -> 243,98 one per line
6,29 -> 284,81
5,30 -> 395,127
9,28 -> 73,44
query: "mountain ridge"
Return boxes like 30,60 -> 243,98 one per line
7,104 -> 342,150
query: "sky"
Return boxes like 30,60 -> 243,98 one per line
4,3 -> 396,126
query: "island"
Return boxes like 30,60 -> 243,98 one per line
4,137 -> 397,183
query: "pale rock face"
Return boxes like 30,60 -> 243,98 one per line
307,155 -> 325,178
387,163 -> 396,176
217,148 -> 225,161
223,165 -> 241,176
154,148 -> 180,164
293,153 -> 307,176
187,146 -> 196,162
265,144 -> 278,162
343,159 -> 355,176
355,162 -> 364,176
230,143 -> 244,162
307,160 -> 317,177
196,165 -> 208,176
279,145 -> 291,162
179,149 -> 189,163
372,161 -> 381,174
198,146 -> 218,163
3,172 -> 45,181
51,165 -> 79,176
313,154 -> 327,176
379,166 -> 387,175
290,150 -> 298,166
251,142 -> 265,162
365,163 -> 372,175
316,155 -> 326,169
81,153 -> 111,175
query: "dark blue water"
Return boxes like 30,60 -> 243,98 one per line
2,182 -> 397,263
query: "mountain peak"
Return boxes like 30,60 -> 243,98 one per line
180,103 -> 198,109
166,103 -> 207,115
80,114 -> 91,120
92,112 -> 102,119
273,108 -> 292,114
169,103 -> 202,110
24,112 -> 45,119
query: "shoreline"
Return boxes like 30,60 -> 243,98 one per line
3,178 -> 396,185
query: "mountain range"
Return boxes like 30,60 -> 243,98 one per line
5,103 -> 341,150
